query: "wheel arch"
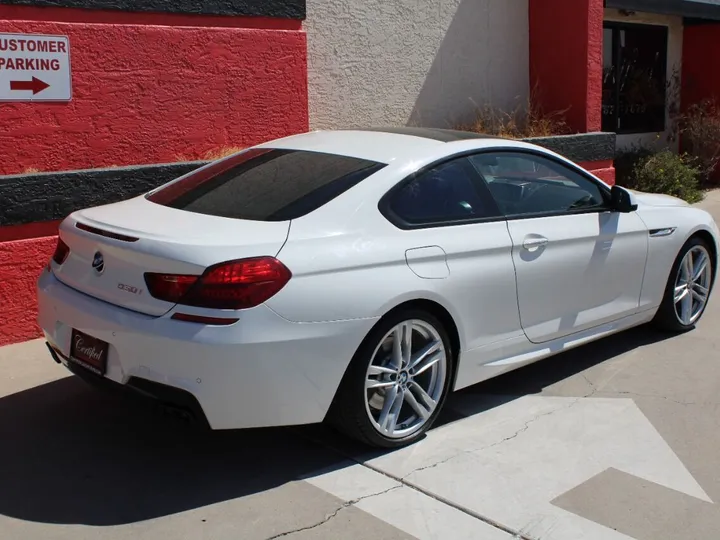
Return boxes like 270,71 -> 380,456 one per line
383,298 -> 462,392
325,297 -> 463,422
651,227 -> 718,332
690,228 -> 717,266
688,227 -> 718,287
382,298 -> 462,370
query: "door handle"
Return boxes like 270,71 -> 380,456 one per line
522,236 -> 548,250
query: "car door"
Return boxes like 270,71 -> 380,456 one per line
470,151 -> 649,344
382,155 -> 524,355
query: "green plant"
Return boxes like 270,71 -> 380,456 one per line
614,143 -> 654,190
632,151 -> 703,203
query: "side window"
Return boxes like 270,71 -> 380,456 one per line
388,157 -> 499,226
469,152 -> 608,217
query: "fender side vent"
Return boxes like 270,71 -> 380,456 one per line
649,227 -> 677,238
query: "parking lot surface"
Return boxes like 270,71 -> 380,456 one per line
2,191 -> 720,540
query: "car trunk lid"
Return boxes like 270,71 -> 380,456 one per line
52,196 -> 290,316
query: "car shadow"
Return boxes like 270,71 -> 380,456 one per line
0,375 -> 348,527
0,324 -> 674,526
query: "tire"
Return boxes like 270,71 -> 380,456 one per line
653,235 -> 715,332
328,308 -> 454,448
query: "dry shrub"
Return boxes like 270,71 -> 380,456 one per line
203,146 -> 245,161
173,146 -> 245,163
679,100 -> 720,186
173,152 -> 193,162
456,96 -> 571,139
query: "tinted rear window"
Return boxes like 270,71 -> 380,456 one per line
146,149 -> 386,221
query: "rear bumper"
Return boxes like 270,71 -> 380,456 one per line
37,268 -> 377,429
46,342 -> 211,428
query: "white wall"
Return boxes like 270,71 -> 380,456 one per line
305,0 -> 529,131
603,8 -> 684,152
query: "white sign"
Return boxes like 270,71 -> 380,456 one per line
0,33 -> 71,102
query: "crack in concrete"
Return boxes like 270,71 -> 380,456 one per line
565,376 -> 715,406
581,373 -> 598,397
574,373 -> 702,405
612,390 -> 708,406
402,397 -> 585,481
264,485 -> 402,539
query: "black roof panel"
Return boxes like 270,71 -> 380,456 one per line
350,127 -> 502,143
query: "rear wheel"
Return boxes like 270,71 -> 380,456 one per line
329,309 -> 453,448
653,236 -> 714,332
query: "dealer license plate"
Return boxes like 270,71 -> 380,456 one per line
69,329 -> 109,376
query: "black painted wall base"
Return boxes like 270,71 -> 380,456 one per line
0,0 -> 306,19
524,132 -> 616,164
1,161 -> 206,227
0,132 -> 617,229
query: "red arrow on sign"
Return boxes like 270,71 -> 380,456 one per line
10,77 -> 50,95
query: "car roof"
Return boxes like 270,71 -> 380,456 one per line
256,128 -> 510,165
355,126 -> 503,143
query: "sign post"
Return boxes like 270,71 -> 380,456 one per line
0,33 -> 72,102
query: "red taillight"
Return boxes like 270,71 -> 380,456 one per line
143,274 -> 199,304
52,238 -> 70,265
144,257 -> 291,310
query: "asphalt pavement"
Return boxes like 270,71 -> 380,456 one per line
2,191 -> 720,540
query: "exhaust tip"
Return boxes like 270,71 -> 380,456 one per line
157,403 -> 195,425
45,342 -> 63,364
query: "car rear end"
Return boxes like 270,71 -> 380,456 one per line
37,146 -> 386,430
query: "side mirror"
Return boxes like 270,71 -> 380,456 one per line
610,185 -> 638,213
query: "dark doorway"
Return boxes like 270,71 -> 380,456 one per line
602,22 -> 669,134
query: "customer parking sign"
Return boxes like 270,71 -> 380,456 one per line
0,33 -> 72,102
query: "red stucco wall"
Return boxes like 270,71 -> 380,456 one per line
529,0 -> 603,133
581,159 -> 616,186
682,24 -> 720,108
0,235 -> 56,346
0,12 -> 308,175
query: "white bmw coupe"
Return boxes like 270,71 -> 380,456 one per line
38,128 -> 718,447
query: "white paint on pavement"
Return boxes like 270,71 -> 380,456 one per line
308,396 -> 710,540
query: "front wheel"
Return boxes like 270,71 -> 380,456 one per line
653,236 -> 714,332
329,309 -> 453,448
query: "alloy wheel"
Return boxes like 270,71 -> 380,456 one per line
674,245 -> 712,326
364,319 -> 447,439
